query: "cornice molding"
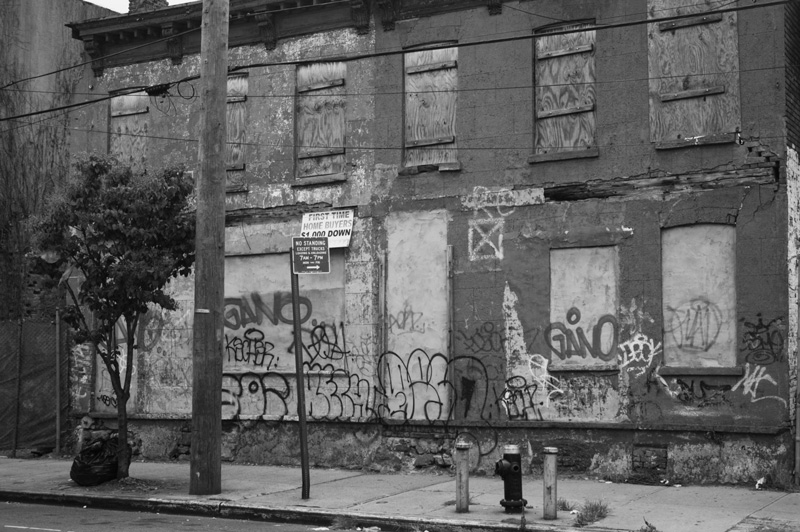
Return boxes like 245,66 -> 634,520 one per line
255,12 -> 276,50
350,0 -> 370,34
67,0 -> 514,75
376,0 -> 398,31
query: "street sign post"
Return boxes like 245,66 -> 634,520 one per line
288,235 -> 330,500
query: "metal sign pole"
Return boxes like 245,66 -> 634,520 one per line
55,310 -> 61,455
290,251 -> 310,499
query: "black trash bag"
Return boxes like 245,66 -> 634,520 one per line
70,436 -> 120,486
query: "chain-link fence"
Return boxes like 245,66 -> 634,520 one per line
0,317 -> 67,453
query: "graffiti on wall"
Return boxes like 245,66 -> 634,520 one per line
498,282 -> 622,421
664,297 -> 723,354
741,314 -> 784,365
545,307 -> 618,362
458,321 -> 506,354
549,246 -> 619,369
732,363 -> 786,406
385,210 -> 450,420
662,225 -> 737,367
463,187 -> 543,262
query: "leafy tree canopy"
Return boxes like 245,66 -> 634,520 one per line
34,154 -> 195,344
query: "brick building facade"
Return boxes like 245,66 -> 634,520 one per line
66,0 -> 800,485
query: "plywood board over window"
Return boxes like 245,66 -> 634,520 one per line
661,224 -> 737,368
226,74 -> 248,175
110,90 -> 149,174
404,46 -> 459,170
648,0 -> 741,149
532,23 -> 597,162
296,62 -> 346,180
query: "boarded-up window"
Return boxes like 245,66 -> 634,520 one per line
110,90 -> 148,173
222,252 -> 347,420
383,210 -> 450,421
532,23 -> 597,160
548,247 -> 618,370
226,74 -> 248,172
296,62 -> 346,180
404,46 -> 458,170
648,0 -> 741,148
662,225 -> 736,367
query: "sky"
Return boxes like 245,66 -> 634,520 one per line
84,0 -> 196,14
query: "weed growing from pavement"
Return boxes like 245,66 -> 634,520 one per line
331,517 -> 358,530
557,497 -> 576,511
574,500 -> 609,527
639,519 -> 659,532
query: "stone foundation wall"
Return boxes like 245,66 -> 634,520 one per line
70,418 -> 793,488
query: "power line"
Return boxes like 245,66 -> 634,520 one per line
4,60 -> 795,100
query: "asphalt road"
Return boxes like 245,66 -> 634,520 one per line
1,501 -> 346,532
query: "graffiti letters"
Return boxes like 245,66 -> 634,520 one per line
375,349 -> 451,421
670,379 -> 731,407
545,307 -> 618,361
664,298 -> 722,353
303,321 -> 348,363
741,314 -> 784,365
224,291 -> 312,331
618,334 -> 662,377
388,306 -> 426,335
226,328 -> 276,368
500,375 -> 540,420
221,372 -> 291,419
732,363 -> 786,406
459,322 -> 505,353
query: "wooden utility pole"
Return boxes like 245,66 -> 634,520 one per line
190,0 -> 229,496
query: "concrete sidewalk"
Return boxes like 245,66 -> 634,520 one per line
1,456 -> 799,532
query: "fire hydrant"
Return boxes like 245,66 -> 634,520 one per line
494,444 -> 527,513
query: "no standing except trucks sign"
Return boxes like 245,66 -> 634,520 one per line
292,237 -> 330,274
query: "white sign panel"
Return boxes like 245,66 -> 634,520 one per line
301,210 -> 354,248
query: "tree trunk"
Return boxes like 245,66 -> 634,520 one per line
115,316 -> 138,479
116,396 -> 131,479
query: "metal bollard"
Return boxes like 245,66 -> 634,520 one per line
542,446 -> 558,520
495,444 -> 527,513
455,440 -> 471,513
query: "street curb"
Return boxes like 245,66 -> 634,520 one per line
0,490 -> 612,532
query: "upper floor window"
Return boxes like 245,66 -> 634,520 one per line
110,90 -> 149,173
648,0 -> 741,149
403,46 -> 459,171
296,61 -> 346,181
226,73 -> 248,172
530,22 -> 597,163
